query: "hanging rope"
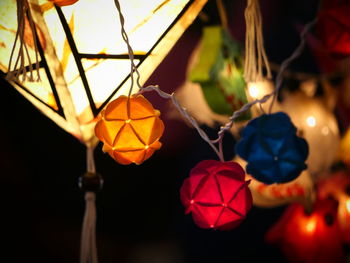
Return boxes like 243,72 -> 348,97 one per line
243,0 -> 271,83
216,0 -> 228,30
6,0 -> 41,82
86,146 -> 96,174
80,146 -> 100,263
114,0 -> 142,97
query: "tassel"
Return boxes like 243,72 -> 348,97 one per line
80,192 -> 98,263
79,147 -> 102,263
6,0 -> 41,82
243,0 -> 271,83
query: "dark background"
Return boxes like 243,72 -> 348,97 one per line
1,0 -> 321,262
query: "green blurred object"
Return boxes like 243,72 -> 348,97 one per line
189,26 -> 250,120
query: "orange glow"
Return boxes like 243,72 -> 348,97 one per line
247,81 -> 272,100
346,199 -> 350,213
95,95 -> 164,165
305,217 -> 317,233
248,83 -> 260,99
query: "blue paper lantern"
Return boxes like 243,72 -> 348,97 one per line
236,112 -> 309,184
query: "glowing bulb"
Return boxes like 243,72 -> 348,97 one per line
305,218 -> 316,233
346,199 -> 350,213
306,116 -> 316,127
321,126 -> 330,135
248,83 -> 259,99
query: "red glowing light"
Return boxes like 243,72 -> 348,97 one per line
180,160 -> 252,230
266,198 -> 345,263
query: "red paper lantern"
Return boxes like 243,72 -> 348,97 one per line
317,0 -> 350,58
95,95 -> 164,165
318,170 -> 350,243
266,198 -> 345,263
180,160 -> 252,230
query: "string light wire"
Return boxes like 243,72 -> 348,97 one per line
114,0 -> 317,162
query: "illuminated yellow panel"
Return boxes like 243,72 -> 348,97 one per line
82,58 -> 140,105
59,0 -> 190,55
20,68 -> 58,110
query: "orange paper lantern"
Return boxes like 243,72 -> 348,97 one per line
49,0 -> 79,6
95,95 -> 164,165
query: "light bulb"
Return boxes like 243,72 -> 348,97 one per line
306,116 -> 316,127
305,217 -> 317,233
248,83 -> 259,99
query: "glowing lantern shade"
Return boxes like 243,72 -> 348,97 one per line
0,0 -> 208,145
235,112 -> 309,184
94,95 -> 164,165
266,198 -> 345,263
234,157 -> 315,208
277,91 -> 340,177
318,170 -> 350,243
180,160 -> 252,230
249,171 -> 314,208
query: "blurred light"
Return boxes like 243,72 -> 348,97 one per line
305,217 -> 317,233
248,83 -> 259,99
322,126 -> 330,136
300,79 -> 317,97
306,116 -> 316,127
278,91 -> 340,176
346,199 -> 350,213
